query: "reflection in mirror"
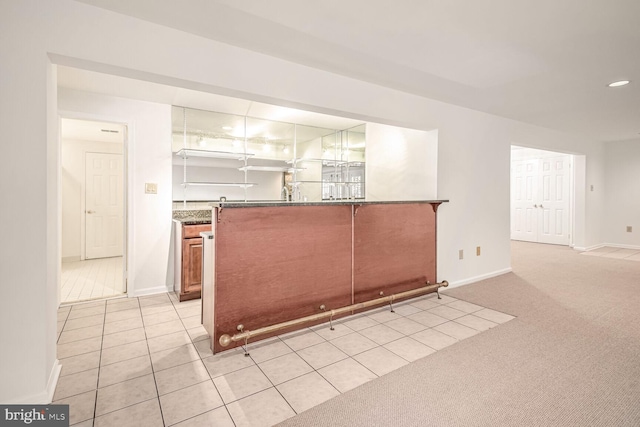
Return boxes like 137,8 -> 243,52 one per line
171,106 -> 247,153
321,124 -> 366,200
172,106 -> 366,205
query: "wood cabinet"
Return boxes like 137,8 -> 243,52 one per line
180,223 -> 211,302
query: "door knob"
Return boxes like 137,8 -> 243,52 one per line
539,205 -> 544,209
534,204 -> 538,208
86,210 -> 95,214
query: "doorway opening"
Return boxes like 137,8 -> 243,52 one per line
510,146 -> 574,246
60,118 -> 127,303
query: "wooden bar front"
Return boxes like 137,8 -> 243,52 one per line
353,203 -> 436,307
213,205 -> 353,352
210,201 -> 443,353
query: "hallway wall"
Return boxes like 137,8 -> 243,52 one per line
603,139 -> 640,248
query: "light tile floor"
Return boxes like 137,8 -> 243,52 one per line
55,291 -> 515,427
61,257 -> 125,303
580,246 -> 640,261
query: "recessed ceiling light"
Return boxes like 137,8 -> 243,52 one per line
608,80 -> 630,87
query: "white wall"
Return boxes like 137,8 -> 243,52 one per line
0,21 -> 59,403
366,123 -> 438,201
0,0 -> 609,403
512,147 -> 571,160
172,164 -> 283,201
604,139 -> 640,248
62,139 -> 123,259
59,89 -> 173,299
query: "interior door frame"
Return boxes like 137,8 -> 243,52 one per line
59,112 -> 130,297
510,145 -> 575,247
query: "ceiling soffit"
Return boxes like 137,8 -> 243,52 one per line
74,0 -> 640,141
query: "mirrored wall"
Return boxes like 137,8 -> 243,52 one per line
172,107 -> 366,206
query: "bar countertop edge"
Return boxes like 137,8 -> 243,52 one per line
208,200 -> 449,208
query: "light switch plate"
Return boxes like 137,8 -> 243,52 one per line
145,183 -> 157,194
627,226 -> 633,233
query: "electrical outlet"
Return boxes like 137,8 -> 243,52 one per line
476,246 -> 481,256
145,183 -> 157,194
459,249 -> 464,260
627,226 -> 633,233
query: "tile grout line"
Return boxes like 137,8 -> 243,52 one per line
67,300 -> 172,422
292,309 -> 447,378
302,332 -> 376,397
57,297 -> 445,391
280,336 -> 344,399
89,299 -> 109,423
278,328 -> 361,402
57,325 -> 105,346
67,299 -> 170,420
57,308 -> 71,344
61,257 -> 125,305
57,292 -> 513,426
192,316 -> 303,421
170,292 -> 237,427
251,336 -> 305,416
138,296 -> 168,427
307,301 -> 486,385
256,307 -> 437,391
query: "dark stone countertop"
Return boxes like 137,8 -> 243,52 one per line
179,219 -> 212,225
172,209 -> 212,224
208,200 -> 449,208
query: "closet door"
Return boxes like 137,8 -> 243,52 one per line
511,155 -> 571,245
511,159 -> 539,242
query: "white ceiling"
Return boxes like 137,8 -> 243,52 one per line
61,118 -> 124,143
74,0 -> 640,142
58,66 -> 366,132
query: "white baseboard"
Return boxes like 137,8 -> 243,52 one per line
575,243 -> 640,252
130,285 -> 174,297
574,244 -> 603,252
61,256 -> 81,263
445,268 -> 513,290
604,243 -> 640,250
3,359 -> 61,404
46,359 -> 62,403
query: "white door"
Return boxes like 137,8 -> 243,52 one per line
511,159 -> 539,242
511,155 -> 571,245
85,152 -> 123,259
537,156 -> 570,245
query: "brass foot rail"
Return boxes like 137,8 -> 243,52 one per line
219,280 -> 448,348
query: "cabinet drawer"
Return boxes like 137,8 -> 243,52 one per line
183,223 -> 211,238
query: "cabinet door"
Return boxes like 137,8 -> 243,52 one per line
182,237 -> 203,296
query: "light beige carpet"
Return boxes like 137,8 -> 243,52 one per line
278,241 -> 640,426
